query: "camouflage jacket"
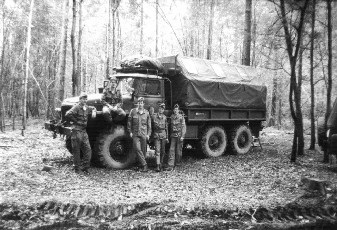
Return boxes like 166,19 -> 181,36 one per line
170,113 -> 186,138
151,113 -> 168,139
65,104 -> 95,131
127,108 -> 151,137
101,89 -> 121,105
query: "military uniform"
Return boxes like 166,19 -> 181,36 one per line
101,88 -> 124,123
152,111 -> 168,168
168,107 -> 186,168
65,100 -> 95,172
127,105 -> 151,168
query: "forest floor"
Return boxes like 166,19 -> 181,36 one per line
1,119 -> 337,229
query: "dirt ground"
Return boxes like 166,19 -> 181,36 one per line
1,120 -> 337,229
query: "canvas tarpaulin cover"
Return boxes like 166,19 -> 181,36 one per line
158,55 -> 267,110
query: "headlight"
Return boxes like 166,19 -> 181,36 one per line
327,129 -> 330,138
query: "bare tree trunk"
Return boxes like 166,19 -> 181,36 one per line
251,1 -> 257,67
22,0 -> 34,135
77,0 -> 83,92
56,0 -> 69,105
106,0 -> 111,79
206,0 -> 215,60
269,48 -> 278,127
71,0 -> 77,96
324,0 -> 333,163
279,0 -> 308,162
297,45 -> 304,156
0,0 -> 6,132
242,0 -> 252,66
309,0 -> 316,150
155,0 -> 158,58
140,0 -> 144,55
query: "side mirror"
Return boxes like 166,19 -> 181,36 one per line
103,80 -> 109,88
167,67 -> 181,77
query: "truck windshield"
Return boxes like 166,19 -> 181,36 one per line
118,77 -> 161,96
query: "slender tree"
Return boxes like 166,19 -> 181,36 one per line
309,0 -> 316,150
71,0 -> 77,96
140,0 -> 144,55
242,0 -> 252,66
324,0 -> 333,163
23,0 -> 35,135
77,0 -> 83,92
206,0 -> 215,60
55,0 -> 69,106
278,0 -> 309,162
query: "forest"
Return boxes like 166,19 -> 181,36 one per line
0,0 -> 335,135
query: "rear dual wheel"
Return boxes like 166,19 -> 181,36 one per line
229,125 -> 253,154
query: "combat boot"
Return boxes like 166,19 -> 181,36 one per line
140,164 -> 149,172
82,168 -> 90,175
155,164 -> 161,172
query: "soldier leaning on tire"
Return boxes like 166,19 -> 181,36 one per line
101,78 -> 125,123
164,104 -> 186,171
127,97 -> 152,172
65,93 -> 97,174
151,103 -> 169,172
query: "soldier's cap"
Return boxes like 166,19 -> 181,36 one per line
79,92 -> 88,99
159,103 -> 165,109
174,104 -> 179,109
137,97 -> 145,103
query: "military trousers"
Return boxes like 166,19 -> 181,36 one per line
154,138 -> 167,165
132,135 -> 147,167
71,130 -> 92,170
103,106 -> 126,123
168,137 -> 183,167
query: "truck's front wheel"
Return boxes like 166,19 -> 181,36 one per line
229,125 -> 252,154
94,125 -> 136,169
201,126 -> 227,157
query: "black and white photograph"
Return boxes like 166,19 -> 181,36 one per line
0,0 -> 337,229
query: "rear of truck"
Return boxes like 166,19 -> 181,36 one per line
159,55 -> 267,157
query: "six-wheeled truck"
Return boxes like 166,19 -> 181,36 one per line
317,97 -> 337,156
45,55 -> 267,169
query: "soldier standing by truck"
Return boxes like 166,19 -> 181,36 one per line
127,97 -> 152,172
102,78 -> 124,123
165,104 -> 186,171
151,103 -> 169,172
65,93 -> 97,174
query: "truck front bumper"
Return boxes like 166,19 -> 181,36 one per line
45,120 -> 72,137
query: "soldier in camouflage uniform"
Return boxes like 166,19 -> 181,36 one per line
165,104 -> 186,171
101,78 -> 125,123
65,93 -> 97,174
127,97 -> 151,172
151,103 -> 168,172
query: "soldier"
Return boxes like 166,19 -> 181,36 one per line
165,104 -> 186,171
102,78 -> 124,123
127,97 -> 151,172
151,103 -> 168,172
65,93 -> 97,174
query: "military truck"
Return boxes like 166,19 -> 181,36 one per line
45,55 -> 267,169
317,97 -> 337,155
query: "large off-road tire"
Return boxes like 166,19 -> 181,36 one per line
317,117 -> 327,148
200,126 -> 227,157
94,125 -> 135,169
229,125 -> 252,154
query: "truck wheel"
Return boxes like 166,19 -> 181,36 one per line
201,126 -> 227,157
317,117 -> 327,148
230,125 -> 252,154
94,125 -> 135,169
